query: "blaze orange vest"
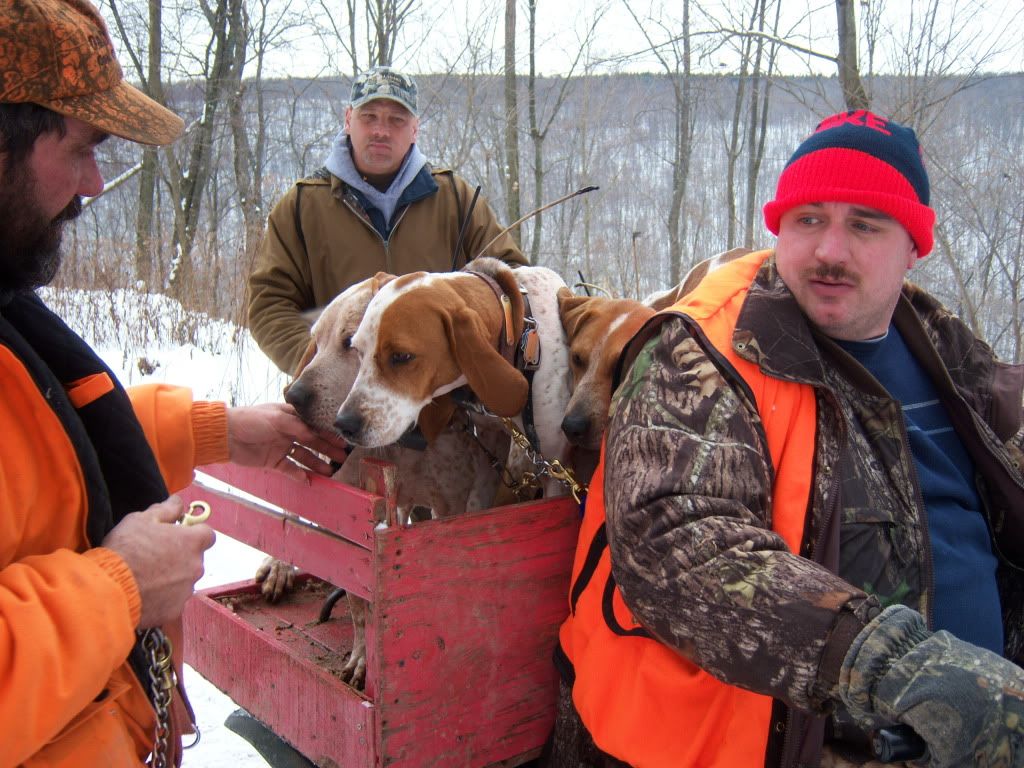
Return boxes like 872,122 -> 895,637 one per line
557,250 -> 818,768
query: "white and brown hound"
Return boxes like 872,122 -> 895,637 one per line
335,257 -> 573,498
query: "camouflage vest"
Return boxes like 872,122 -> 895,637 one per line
556,251 -> 816,767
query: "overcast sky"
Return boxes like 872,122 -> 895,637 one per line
252,0 -> 1022,80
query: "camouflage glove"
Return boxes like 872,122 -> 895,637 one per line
837,604 -> 1024,767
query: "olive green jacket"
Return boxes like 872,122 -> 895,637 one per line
247,167 -> 526,373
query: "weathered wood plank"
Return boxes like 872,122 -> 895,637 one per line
182,461 -> 581,767
193,464 -> 382,547
184,581 -> 376,768
178,484 -> 375,600
370,497 -> 580,768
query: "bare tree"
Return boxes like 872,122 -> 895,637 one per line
106,0 -> 169,288
163,0 -> 247,302
226,0 -> 305,290
741,0 -> 781,246
503,0 -> 522,245
525,1 -> 599,263
836,0 -> 870,109
878,0 -> 1021,134
720,0 -> 781,248
309,0 -> 419,74
367,0 -> 418,67
622,0 -> 697,289
313,0 -> 359,75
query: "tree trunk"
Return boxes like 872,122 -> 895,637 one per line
129,0 -> 167,289
666,0 -> 693,289
743,0 -> 779,248
527,0 -> 542,262
371,0 -> 389,65
166,0 -> 243,303
725,19 -> 752,248
836,0 -> 870,110
503,0 -> 521,245
228,0 -> 269,302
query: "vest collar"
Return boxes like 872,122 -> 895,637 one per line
734,254 -> 830,388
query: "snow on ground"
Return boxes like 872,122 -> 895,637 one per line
184,534 -> 276,767
44,288 -> 295,766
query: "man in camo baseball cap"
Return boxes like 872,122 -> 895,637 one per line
349,66 -> 418,117
0,0 -> 184,145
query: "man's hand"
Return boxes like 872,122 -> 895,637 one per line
838,604 -> 1024,767
100,496 -> 216,628
226,402 -> 348,481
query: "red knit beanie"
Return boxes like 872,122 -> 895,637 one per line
763,110 -> 935,256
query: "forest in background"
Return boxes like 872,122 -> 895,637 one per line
48,0 -> 1024,364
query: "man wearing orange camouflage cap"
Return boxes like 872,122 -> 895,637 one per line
548,111 -> 1024,768
0,2 -> 347,765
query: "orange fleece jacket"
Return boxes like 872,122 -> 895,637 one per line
0,366 -> 227,768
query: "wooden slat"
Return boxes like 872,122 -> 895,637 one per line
184,583 -> 376,768
369,497 -> 581,767
182,460 -> 581,767
178,484 -> 374,600
193,464 -> 383,547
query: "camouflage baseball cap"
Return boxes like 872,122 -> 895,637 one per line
349,67 -> 418,116
0,0 -> 184,146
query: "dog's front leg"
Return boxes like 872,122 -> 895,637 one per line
342,593 -> 369,690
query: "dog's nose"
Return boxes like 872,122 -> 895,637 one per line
284,379 -> 312,411
561,413 -> 590,445
334,409 -> 364,442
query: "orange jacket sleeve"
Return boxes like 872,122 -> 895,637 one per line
0,350 -> 144,763
0,548 -> 142,765
126,383 -> 230,493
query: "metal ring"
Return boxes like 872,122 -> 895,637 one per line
183,500 -> 211,526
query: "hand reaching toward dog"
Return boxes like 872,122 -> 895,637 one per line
101,495 -> 216,629
226,402 -> 348,481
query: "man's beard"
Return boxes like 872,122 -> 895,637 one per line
0,160 -> 82,292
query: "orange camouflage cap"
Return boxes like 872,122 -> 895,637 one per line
0,0 -> 184,146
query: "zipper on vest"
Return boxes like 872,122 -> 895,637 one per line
341,194 -> 400,274
382,206 -> 411,274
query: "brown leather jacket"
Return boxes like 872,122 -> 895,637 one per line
247,167 -> 526,373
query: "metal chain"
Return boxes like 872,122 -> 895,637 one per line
141,627 -> 176,768
499,417 -> 587,503
452,411 -> 532,498
452,405 -> 588,502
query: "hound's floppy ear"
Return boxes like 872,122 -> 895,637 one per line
301,306 -> 325,325
446,306 -> 528,416
283,339 -> 317,398
558,289 -> 596,338
289,339 -> 318,379
371,272 -> 398,292
418,395 -> 457,442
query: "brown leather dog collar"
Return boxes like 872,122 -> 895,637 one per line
465,270 -> 517,366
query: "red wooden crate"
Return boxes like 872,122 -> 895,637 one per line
180,460 -> 580,768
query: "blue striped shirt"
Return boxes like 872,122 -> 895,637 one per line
837,325 -> 1003,653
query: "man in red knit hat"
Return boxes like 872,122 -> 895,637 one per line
548,110 -> 1024,768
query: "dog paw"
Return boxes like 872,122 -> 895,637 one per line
254,556 -> 297,602
341,651 -> 367,690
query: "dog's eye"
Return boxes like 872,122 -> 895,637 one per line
390,352 -> 414,366
342,335 -> 352,350
572,352 -> 586,368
